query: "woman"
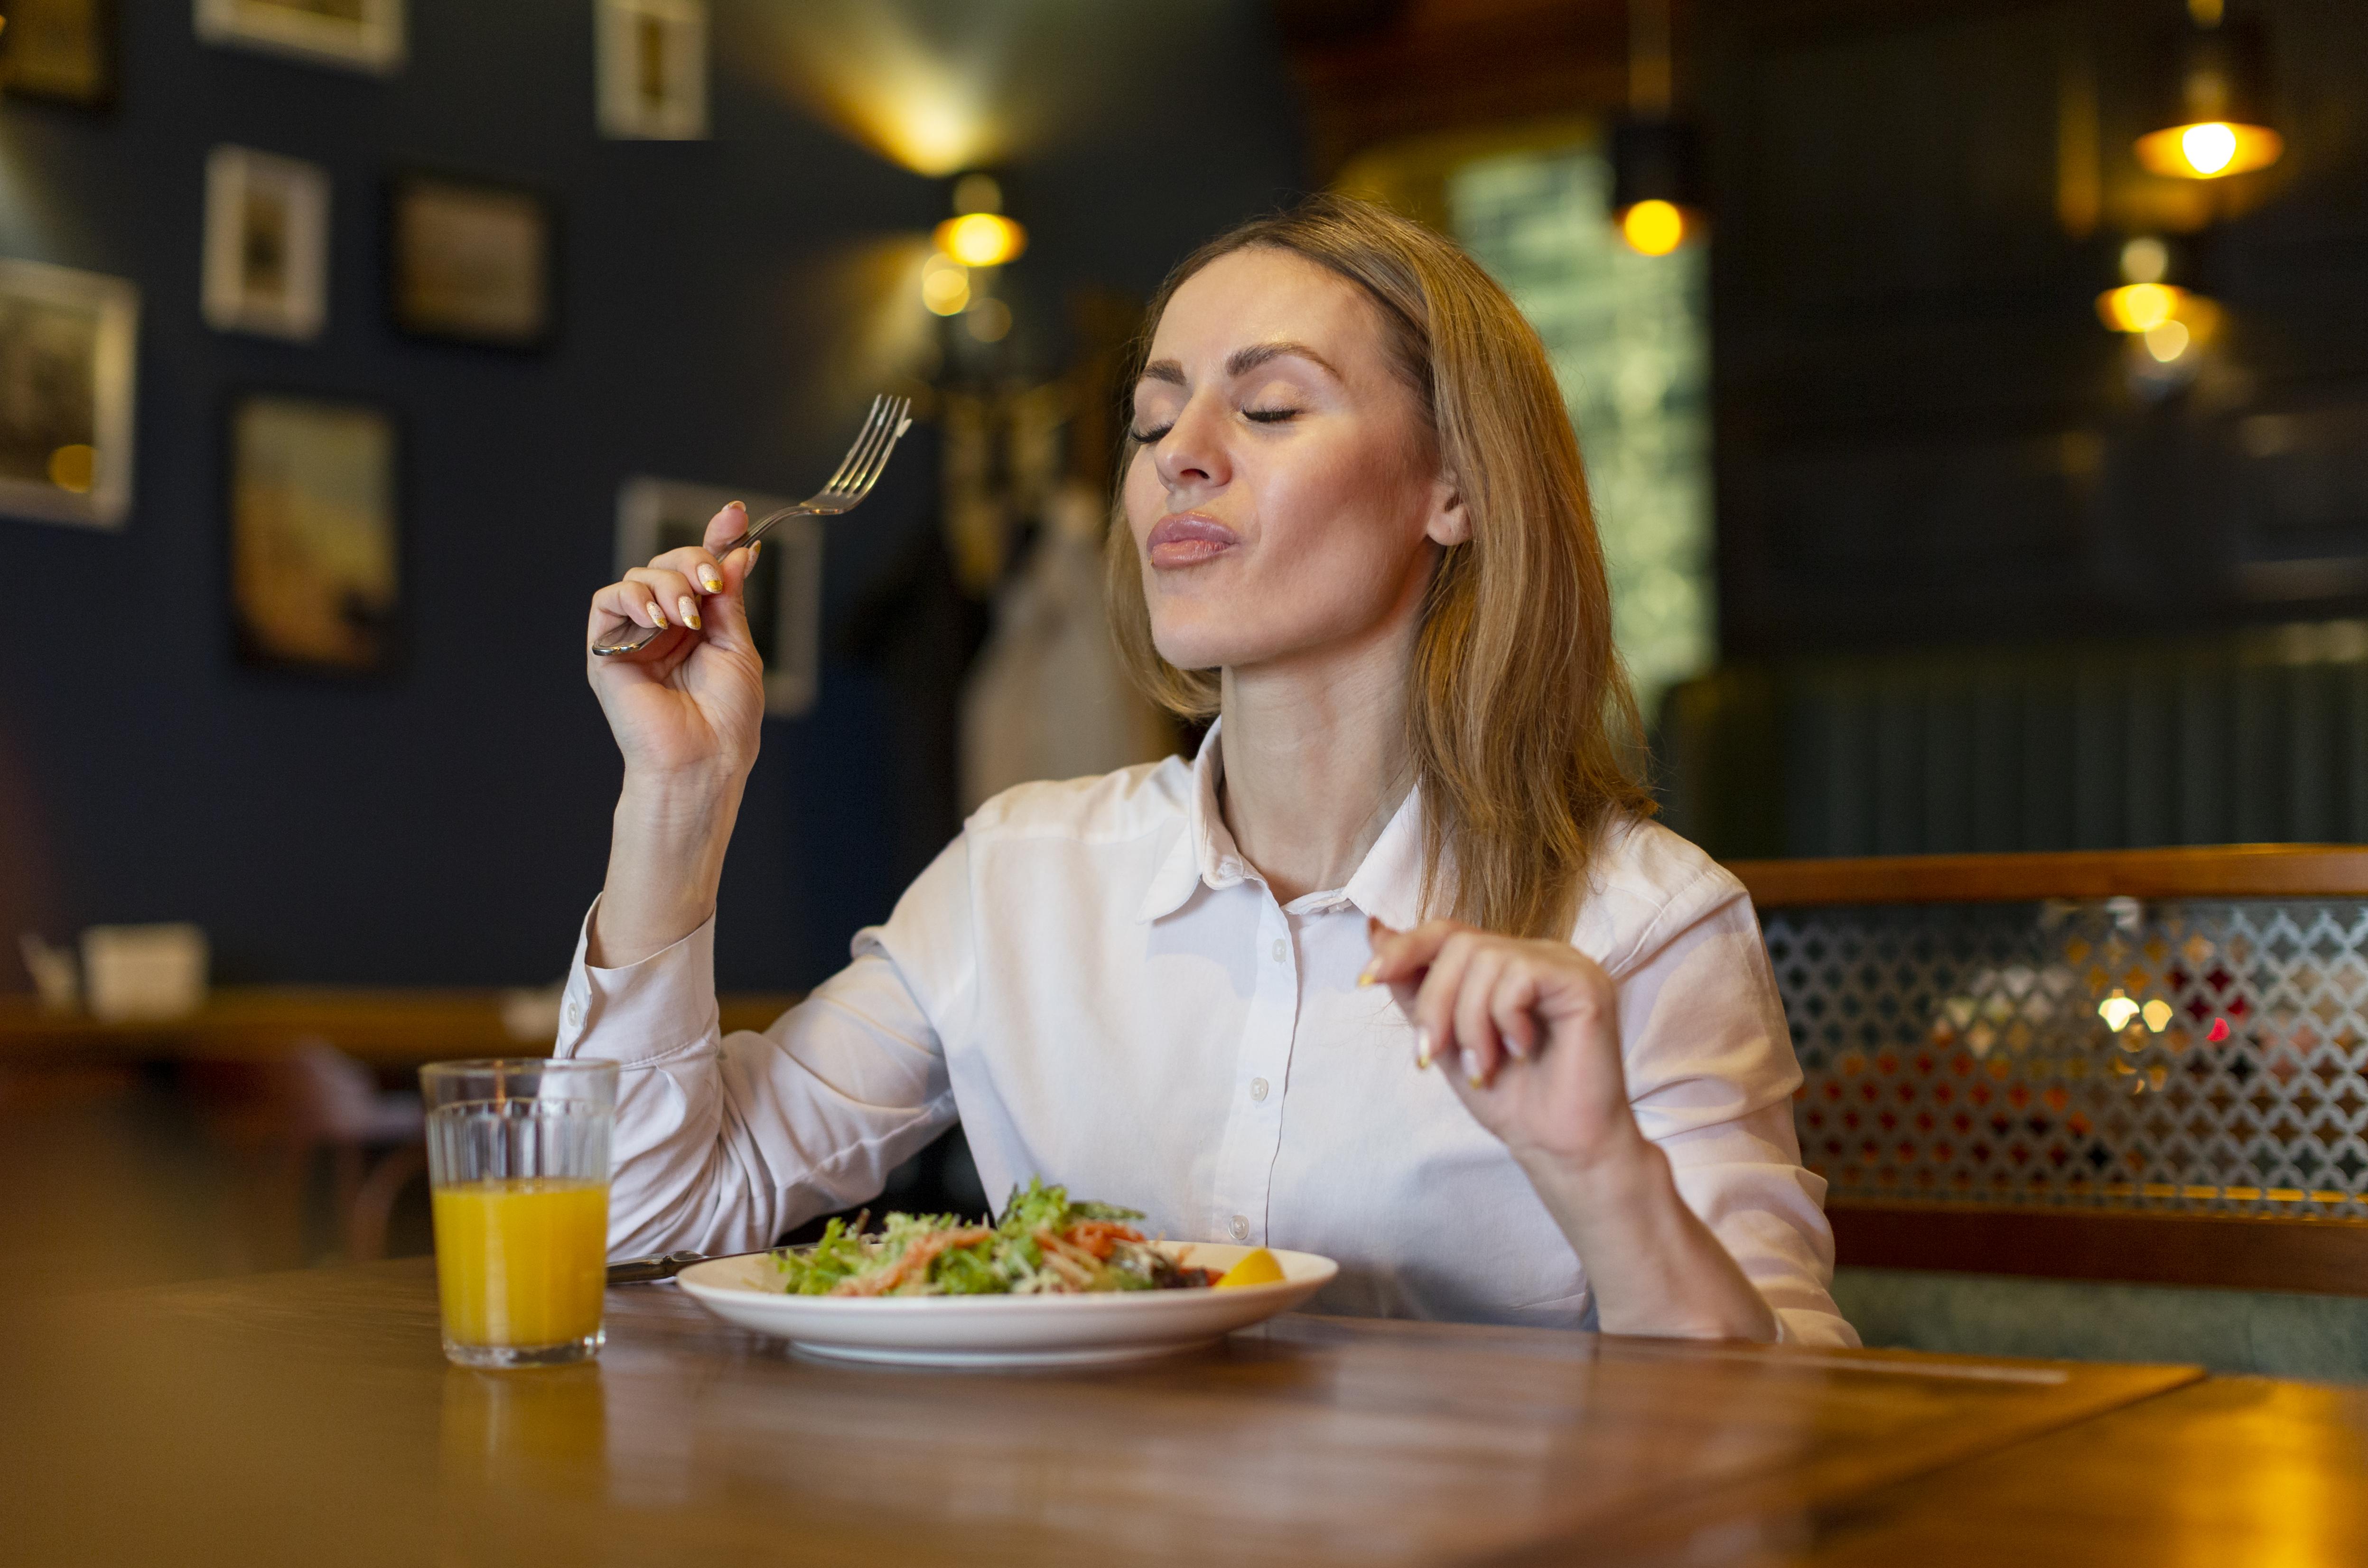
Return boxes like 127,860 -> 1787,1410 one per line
566,195 -> 1853,1345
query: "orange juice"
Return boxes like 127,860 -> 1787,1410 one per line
431,1178 -> 609,1348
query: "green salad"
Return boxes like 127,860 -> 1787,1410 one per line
769,1178 -> 1221,1297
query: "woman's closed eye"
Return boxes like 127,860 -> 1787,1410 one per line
1129,405 -> 1305,443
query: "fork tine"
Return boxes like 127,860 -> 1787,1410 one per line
821,397 -> 896,501
839,397 -> 911,501
827,399 -> 902,503
819,394 -> 890,495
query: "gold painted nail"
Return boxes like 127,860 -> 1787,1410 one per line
699,566 -> 723,593
1356,959 -> 1380,987
1463,1049 -> 1484,1088
679,596 -> 701,631
1414,1026 -> 1432,1070
648,599 -> 668,629
748,539 -> 762,564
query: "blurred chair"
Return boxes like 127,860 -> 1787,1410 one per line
184,1043 -> 425,1268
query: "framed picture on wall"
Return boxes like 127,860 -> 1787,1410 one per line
228,393 -> 399,673
0,258 -> 139,530
387,172 -> 556,350
615,477 -> 821,717
596,0 -> 708,140
194,0 -> 404,75
203,145 -> 329,342
0,0 -> 119,108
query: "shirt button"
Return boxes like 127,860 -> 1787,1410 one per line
565,999 -> 583,1028
1250,1076 -> 1269,1103
1229,1215 -> 1250,1241
1270,938 -> 1287,963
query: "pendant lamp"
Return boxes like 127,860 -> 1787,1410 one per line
2134,0 -> 2281,180
1609,0 -> 1705,256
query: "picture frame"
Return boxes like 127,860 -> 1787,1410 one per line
0,258 -> 139,530
227,392 -> 400,673
203,145 -> 330,342
193,0 -> 403,76
596,0 -> 709,140
615,477 -> 821,717
387,172 -> 557,351
0,0 -> 118,108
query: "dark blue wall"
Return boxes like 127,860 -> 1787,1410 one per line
0,0 -> 1303,990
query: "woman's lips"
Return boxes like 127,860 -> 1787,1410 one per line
1146,513 -> 1240,569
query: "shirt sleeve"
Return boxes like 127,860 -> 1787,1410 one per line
553,835 -> 973,1260
1612,873 -> 1860,1349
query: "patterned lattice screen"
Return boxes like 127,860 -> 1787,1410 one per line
1772,900 -> 2368,1217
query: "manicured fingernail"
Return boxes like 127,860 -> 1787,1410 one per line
1357,958 -> 1380,987
1506,1035 -> 1530,1061
647,600 -> 668,629
699,565 -> 723,593
1463,1049 -> 1484,1087
748,540 -> 762,564
728,499 -> 747,513
679,596 -> 701,630
1414,1027 -> 1432,1070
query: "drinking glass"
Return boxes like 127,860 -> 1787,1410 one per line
420,1058 -> 620,1369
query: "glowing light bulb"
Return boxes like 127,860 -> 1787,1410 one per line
934,212 -> 1026,268
2098,993 -> 2142,1031
2181,121 -> 2238,176
2141,998 -> 2174,1032
1619,200 -> 1686,257
2135,120 -> 2282,179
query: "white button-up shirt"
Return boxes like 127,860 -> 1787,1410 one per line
557,725 -> 1855,1346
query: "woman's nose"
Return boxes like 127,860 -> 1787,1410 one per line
1153,395 -> 1230,491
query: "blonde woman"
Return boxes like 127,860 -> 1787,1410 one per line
570,195 -> 1854,1345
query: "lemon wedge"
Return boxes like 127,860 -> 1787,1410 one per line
1213,1247 -> 1285,1290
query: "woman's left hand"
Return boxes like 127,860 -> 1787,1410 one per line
1362,919 -> 1650,1176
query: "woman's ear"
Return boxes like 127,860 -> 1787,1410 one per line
1425,473 -> 1471,547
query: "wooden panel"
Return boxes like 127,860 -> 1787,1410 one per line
1726,844 -> 2368,907
1829,1201 -> 2368,1296
0,987 -> 803,1068
0,1259 -> 2199,1568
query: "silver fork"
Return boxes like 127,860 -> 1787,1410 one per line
591,393 -> 914,657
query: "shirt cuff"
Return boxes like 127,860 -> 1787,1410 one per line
552,896 -> 720,1068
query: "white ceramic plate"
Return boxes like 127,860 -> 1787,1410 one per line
677,1241 -> 1339,1368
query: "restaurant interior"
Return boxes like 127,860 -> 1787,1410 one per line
6,0 -> 2368,1562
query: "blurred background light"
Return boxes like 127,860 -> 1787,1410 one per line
2144,318 -> 2191,362
934,211 -> 1025,268
1618,197 -> 1686,257
2135,0 -> 2281,181
920,254 -> 970,315
2098,281 -> 2184,333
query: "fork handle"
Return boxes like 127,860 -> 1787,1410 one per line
589,505 -> 811,657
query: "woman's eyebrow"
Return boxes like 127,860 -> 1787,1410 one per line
1136,341 -> 1342,390
1227,340 -> 1339,380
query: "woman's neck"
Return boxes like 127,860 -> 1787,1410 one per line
1217,619 -> 1417,906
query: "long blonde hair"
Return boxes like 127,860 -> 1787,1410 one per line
1105,193 -> 1653,939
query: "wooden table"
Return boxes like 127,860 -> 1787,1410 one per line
0,1260 -> 2213,1568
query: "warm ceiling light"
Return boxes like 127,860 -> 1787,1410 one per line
2136,3 -> 2280,180
933,211 -> 1025,269
2097,282 -> 2186,333
1618,200 -> 1688,257
2134,120 -> 2282,179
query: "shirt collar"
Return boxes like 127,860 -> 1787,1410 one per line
1133,716 -> 1430,930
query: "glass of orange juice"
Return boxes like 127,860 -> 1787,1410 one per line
420,1058 -> 619,1369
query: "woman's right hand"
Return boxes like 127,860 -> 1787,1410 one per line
585,501 -> 766,789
